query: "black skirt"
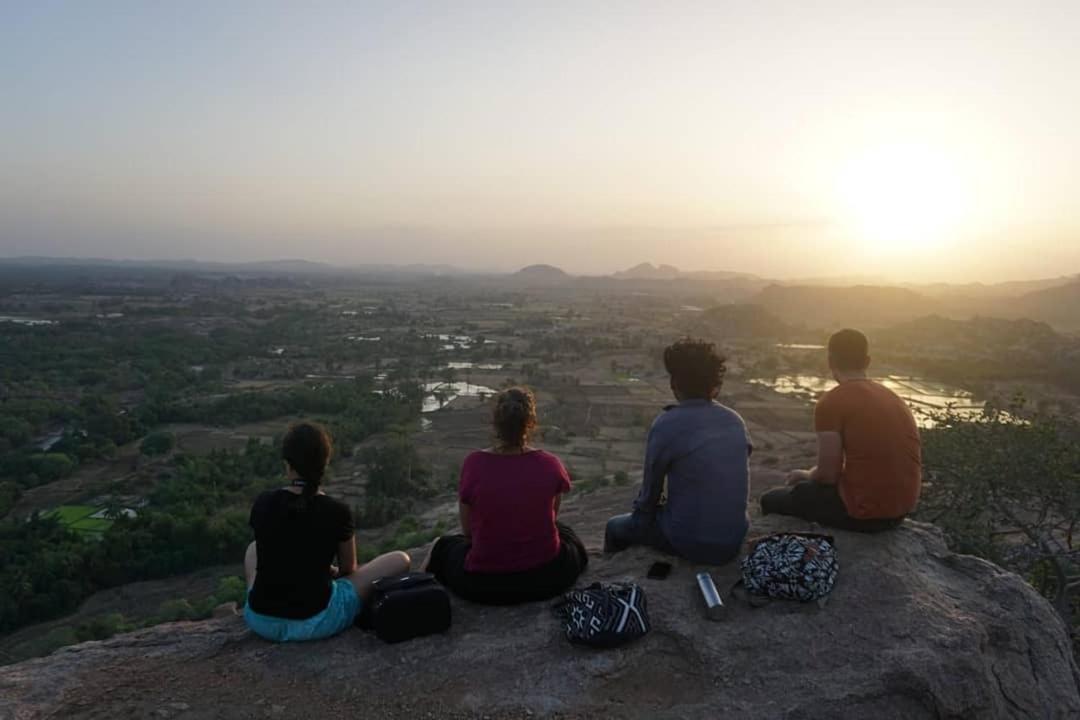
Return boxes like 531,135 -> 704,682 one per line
427,523 -> 588,605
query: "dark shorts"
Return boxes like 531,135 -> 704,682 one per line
760,481 -> 904,533
427,523 -> 588,605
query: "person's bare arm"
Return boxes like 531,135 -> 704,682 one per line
787,432 -> 843,485
337,536 -> 359,575
458,501 -> 472,540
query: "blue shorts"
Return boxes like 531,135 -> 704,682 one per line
244,578 -> 361,642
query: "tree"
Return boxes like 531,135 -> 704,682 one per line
918,407 -> 1080,625
140,431 -> 176,457
33,453 -> 75,482
0,481 -> 21,517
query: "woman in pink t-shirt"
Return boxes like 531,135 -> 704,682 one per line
422,387 -> 588,604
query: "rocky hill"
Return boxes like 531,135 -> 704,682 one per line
513,264 -> 571,284
2,474 -> 1077,720
613,262 -> 683,280
752,284 -> 939,330
1006,279 -> 1080,331
696,304 -> 792,339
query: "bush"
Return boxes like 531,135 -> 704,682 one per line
0,481 -> 21,517
31,453 -> 76,482
214,576 -> 247,606
139,431 -> 176,457
20,626 -> 80,659
157,599 -> 197,622
75,613 -> 132,642
918,407 -> 1080,626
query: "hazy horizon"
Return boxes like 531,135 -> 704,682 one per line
3,2 -> 1079,282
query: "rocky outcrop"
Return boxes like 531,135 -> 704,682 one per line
1,518 -> 1077,720
512,264 -> 571,285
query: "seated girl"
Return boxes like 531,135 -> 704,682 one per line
423,387 -> 588,604
243,422 -> 410,642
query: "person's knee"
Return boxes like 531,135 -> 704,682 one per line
388,550 -> 411,572
604,514 -> 631,552
760,488 -> 786,514
244,542 -> 258,588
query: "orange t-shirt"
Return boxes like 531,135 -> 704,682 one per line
814,379 -> 922,519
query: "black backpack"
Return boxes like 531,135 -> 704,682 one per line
554,582 -> 650,648
355,572 -> 451,644
737,533 -> 839,604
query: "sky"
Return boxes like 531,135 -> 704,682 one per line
2,1 -> 1079,281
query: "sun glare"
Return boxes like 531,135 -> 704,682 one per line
835,143 -> 972,257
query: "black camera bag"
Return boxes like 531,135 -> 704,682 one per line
355,572 -> 451,644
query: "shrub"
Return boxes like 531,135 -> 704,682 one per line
919,406 -> 1080,626
140,432 -> 176,457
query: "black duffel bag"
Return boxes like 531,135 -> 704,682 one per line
355,572 -> 451,644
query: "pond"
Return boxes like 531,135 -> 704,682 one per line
0,315 -> 56,326
422,381 -> 497,413
423,333 -> 475,350
749,374 -> 991,428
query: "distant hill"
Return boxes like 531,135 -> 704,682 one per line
908,276 -> 1078,299
0,257 -> 468,277
1006,279 -> 1080,331
610,263 -> 762,283
695,304 -> 792,339
876,314 -> 1065,354
613,262 -> 683,280
752,284 -> 939,330
512,264 -> 571,283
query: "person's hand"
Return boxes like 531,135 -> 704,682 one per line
786,469 -> 812,486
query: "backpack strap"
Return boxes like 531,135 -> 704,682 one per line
729,578 -> 771,609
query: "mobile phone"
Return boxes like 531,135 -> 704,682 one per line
647,561 -> 672,580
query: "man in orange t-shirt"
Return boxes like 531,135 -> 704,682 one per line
761,329 -> 922,532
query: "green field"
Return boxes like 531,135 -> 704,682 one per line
47,505 -> 114,536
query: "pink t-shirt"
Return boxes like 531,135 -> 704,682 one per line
459,449 -> 571,573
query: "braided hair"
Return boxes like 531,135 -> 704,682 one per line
492,387 -> 538,450
281,421 -> 333,507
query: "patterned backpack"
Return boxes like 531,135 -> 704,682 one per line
738,533 -> 839,603
554,582 -> 650,648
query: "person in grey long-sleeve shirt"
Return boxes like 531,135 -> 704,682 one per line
604,338 -> 751,565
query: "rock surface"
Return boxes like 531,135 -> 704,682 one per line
1,512 -> 1077,720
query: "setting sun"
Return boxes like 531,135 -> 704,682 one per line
835,143 -> 974,257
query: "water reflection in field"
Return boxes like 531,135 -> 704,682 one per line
0,316 -> 56,326
446,361 -> 503,370
749,374 -> 990,428
422,381 -> 497,413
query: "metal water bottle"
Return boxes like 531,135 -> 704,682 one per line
696,572 -> 725,620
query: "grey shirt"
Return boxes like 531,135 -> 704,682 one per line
634,398 -> 751,563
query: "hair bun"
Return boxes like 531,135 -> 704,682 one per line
493,386 -> 537,448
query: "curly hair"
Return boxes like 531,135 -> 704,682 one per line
492,386 -> 538,449
663,338 -> 726,399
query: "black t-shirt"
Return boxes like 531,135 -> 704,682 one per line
248,489 -> 355,619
